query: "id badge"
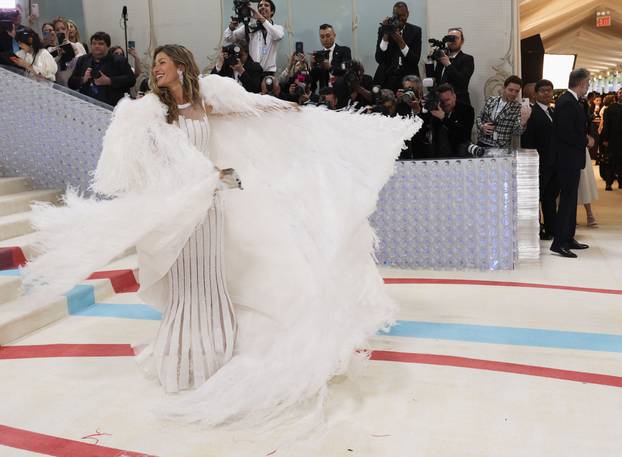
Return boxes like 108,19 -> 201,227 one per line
493,131 -> 498,141
261,45 -> 269,56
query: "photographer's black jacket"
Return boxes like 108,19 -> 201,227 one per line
425,50 -> 474,106
310,44 -> 352,93
373,23 -> 422,91
211,57 -> 263,93
69,52 -> 136,106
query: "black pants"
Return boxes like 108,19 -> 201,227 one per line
540,165 -> 559,236
553,167 -> 580,248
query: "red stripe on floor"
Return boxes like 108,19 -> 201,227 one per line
383,278 -> 622,295
0,246 -> 26,271
88,270 -> 140,293
0,344 -> 134,360
371,350 -> 622,388
0,424 -> 156,457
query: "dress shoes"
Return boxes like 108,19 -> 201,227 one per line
550,246 -> 577,258
539,232 -> 554,241
568,240 -> 589,250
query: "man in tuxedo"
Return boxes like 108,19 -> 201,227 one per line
425,28 -> 474,106
550,68 -> 594,258
373,2 -> 422,92
428,83 -> 475,157
521,79 -> 559,240
600,87 -> 622,190
310,24 -> 351,93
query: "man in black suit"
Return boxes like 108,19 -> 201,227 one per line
373,1 -> 422,92
550,68 -> 594,258
600,87 -> 622,190
428,83 -> 474,157
310,24 -> 351,93
211,42 -> 263,93
69,32 -> 135,106
521,79 -> 559,240
425,28 -> 474,106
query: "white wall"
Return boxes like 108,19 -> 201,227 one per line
82,0 -> 223,70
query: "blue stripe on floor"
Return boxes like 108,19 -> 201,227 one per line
0,269 -> 20,276
73,303 -> 162,320
385,321 -> 622,353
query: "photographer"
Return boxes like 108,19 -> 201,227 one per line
310,24 -> 352,93
373,1 -> 422,92
427,84 -> 475,157
224,0 -> 284,74
212,42 -> 263,93
333,60 -> 374,110
425,28 -> 474,106
260,74 -> 281,97
49,17 -> 86,86
396,74 -> 423,116
69,32 -> 136,107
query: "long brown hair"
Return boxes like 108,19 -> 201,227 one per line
150,45 -> 202,124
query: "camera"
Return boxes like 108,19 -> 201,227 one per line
233,0 -> 253,24
457,143 -> 487,158
343,60 -> 364,87
428,35 -> 457,60
313,49 -> 330,66
380,14 -> 401,35
222,44 -> 241,67
91,68 -> 102,79
56,32 -> 66,44
423,88 -> 441,112
264,75 -> 275,94
399,89 -> 418,105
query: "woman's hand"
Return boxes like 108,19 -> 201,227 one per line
9,56 -> 31,71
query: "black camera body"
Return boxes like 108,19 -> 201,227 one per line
399,89 -> 417,105
428,34 -> 457,60
233,0 -> 253,24
222,44 -> 241,67
313,49 -> 330,66
424,87 -> 441,112
380,14 -> 401,35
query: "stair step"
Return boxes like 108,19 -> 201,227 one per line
0,232 -> 41,261
0,254 -> 138,344
0,177 -> 32,196
0,211 -> 33,241
0,189 -> 62,217
0,276 -> 21,305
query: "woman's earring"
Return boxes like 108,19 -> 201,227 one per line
177,69 -> 184,85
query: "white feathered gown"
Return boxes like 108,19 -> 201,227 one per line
22,75 -> 421,426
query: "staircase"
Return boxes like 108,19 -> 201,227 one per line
0,175 -> 138,345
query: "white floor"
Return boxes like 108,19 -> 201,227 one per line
1,165 -> 621,457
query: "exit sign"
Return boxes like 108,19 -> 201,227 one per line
597,14 -> 612,27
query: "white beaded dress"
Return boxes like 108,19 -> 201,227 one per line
145,113 -> 237,393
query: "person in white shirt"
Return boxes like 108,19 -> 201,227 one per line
223,0 -> 283,73
12,27 -> 58,81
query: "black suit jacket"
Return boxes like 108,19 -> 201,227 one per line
211,57 -> 263,93
551,91 -> 588,170
310,44 -> 351,93
431,101 -> 474,156
68,52 -> 136,106
425,51 -> 474,106
521,103 -> 555,168
373,23 -> 422,90
600,103 -> 622,156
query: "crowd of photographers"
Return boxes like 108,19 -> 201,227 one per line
219,0 -> 491,159
1,0 -> 537,160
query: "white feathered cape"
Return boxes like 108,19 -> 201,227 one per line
22,74 -> 421,426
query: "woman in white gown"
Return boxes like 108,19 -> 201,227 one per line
23,44 -> 420,426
